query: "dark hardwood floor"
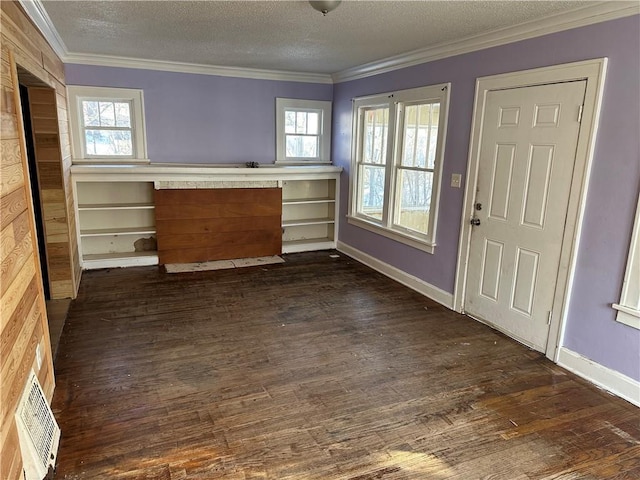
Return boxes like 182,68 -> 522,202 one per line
51,251 -> 639,479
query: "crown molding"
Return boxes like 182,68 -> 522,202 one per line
19,0 -> 332,84
64,53 -> 333,84
332,1 -> 640,83
18,0 -> 68,59
19,0 -> 638,86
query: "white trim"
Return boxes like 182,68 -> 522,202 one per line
332,2 -> 638,83
346,215 -> 435,255
67,86 -> 148,161
348,83 -> 450,252
557,347 -> 640,407
453,58 -> 608,363
275,98 -> 333,164
64,52 -> 333,85
337,241 -> 454,309
613,193 -> 640,330
20,0 -> 636,85
612,306 -> 640,330
18,0 -> 68,59
70,164 -> 343,183
82,254 -> 159,270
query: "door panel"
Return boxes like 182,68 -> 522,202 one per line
465,81 -> 586,351
488,144 -> 515,220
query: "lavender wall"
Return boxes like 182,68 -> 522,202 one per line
64,16 -> 639,381
65,65 -> 333,164
333,15 -> 640,380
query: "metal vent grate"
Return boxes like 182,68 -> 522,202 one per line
15,371 -> 60,480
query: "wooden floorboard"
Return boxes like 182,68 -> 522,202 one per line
51,251 -> 639,479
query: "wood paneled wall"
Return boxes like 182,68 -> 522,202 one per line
155,188 -> 282,264
1,2 -> 80,478
27,86 -> 79,297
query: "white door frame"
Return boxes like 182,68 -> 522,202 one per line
453,58 -> 608,361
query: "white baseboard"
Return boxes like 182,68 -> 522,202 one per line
336,241 -> 454,309
557,347 -> 640,407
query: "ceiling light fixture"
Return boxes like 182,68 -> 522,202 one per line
309,0 -> 342,16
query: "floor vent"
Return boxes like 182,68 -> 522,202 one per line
15,371 -> 60,480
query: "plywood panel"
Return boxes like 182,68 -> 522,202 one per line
155,216 -> 281,235
155,188 -> 282,264
0,137 -> 21,165
0,423 -> 22,480
28,85 -> 77,298
0,300 -> 43,427
0,187 -> 27,227
1,228 -> 33,295
0,162 -> 23,197
0,278 -> 38,365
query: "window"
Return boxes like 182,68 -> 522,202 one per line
68,86 -> 148,163
613,194 -> 640,330
276,98 -> 331,164
348,83 -> 450,253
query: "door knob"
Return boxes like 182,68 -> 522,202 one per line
470,218 -> 481,226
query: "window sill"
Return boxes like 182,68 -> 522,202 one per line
347,215 -> 435,254
275,160 -> 332,166
72,158 -> 151,165
612,304 -> 640,330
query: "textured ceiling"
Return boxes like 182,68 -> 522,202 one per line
41,0 -> 603,75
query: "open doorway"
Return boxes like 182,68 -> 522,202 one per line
18,83 -> 50,299
17,69 -> 71,357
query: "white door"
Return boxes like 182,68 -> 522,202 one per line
465,80 -> 586,351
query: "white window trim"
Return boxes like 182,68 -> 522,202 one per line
613,193 -> 640,330
276,98 -> 332,164
347,83 -> 451,254
68,86 -> 149,164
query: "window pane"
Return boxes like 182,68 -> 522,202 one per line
396,169 -> 433,235
359,165 -> 385,220
98,102 -> 116,127
401,103 -> 439,169
296,112 -> 307,134
114,102 -> 131,127
85,129 -> 132,156
363,108 -> 389,165
285,135 -> 318,158
307,112 -> 319,135
82,101 -> 100,127
285,111 -> 296,134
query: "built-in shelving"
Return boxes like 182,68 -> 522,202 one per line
79,226 -> 157,237
281,178 -> 337,253
73,165 -> 341,267
74,181 -> 157,269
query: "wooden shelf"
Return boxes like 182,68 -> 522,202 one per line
80,226 -> 156,237
78,203 -> 155,211
83,251 -> 158,261
282,197 -> 335,205
282,218 -> 334,227
82,251 -> 158,269
282,238 -> 334,253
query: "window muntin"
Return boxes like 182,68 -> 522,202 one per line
349,84 -> 450,251
276,98 -> 331,164
285,109 -> 320,158
68,86 -> 147,163
356,106 -> 390,221
81,100 -> 134,156
394,101 -> 440,235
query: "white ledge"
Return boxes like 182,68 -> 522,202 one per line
612,303 -> 640,330
71,163 -> 342,182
